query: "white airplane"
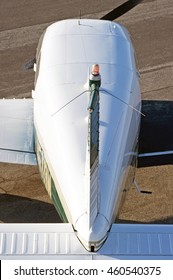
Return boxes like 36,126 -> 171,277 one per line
1,1 -> 173,259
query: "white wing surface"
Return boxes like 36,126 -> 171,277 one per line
1,223 -> 173,259
0,99 -> 36,165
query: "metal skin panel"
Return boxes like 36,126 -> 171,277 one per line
33,19 -> 141,251
1,224 -> 173,259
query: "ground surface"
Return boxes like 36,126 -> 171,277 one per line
0,0 -> 173,224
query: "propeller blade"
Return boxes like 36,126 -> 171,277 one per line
24,57 -> 36,70
100,0 -> 143,21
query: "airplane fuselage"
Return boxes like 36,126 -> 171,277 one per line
32,19 -> 141,251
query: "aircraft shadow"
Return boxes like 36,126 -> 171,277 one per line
138,100 -> 173,167
0,194 -> 62,223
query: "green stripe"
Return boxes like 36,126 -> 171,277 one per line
51,178 -> 68,223
35,133 -> 68,223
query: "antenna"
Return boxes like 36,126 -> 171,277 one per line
101,89 -> 145,117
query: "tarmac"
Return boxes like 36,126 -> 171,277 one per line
0,0 -> 173,224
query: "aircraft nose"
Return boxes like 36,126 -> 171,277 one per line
75,213 -> 110,251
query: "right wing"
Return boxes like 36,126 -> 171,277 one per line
138,100 -> 173,167
0,99 -> 36,165
1,223 -> 173,259
138,150 -> 173,167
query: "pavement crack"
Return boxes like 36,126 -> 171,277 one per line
0,186 -> 7,194
140,62 -> 173,74
142,85 -> 173,94
0,172 -> 39,185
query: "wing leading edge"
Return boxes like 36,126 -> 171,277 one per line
0,99 -> 36,165
1,223 -> 173,259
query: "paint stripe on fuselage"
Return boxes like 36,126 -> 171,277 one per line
35,135 -> 68,223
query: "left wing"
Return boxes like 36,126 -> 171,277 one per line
0,99 -> 36,165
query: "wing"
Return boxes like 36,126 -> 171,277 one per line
138,100 -> 173,167
0,99 -> 36,165
100,224 -> 173,259
138,150 -> 173,167
1,223 -> 173,259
